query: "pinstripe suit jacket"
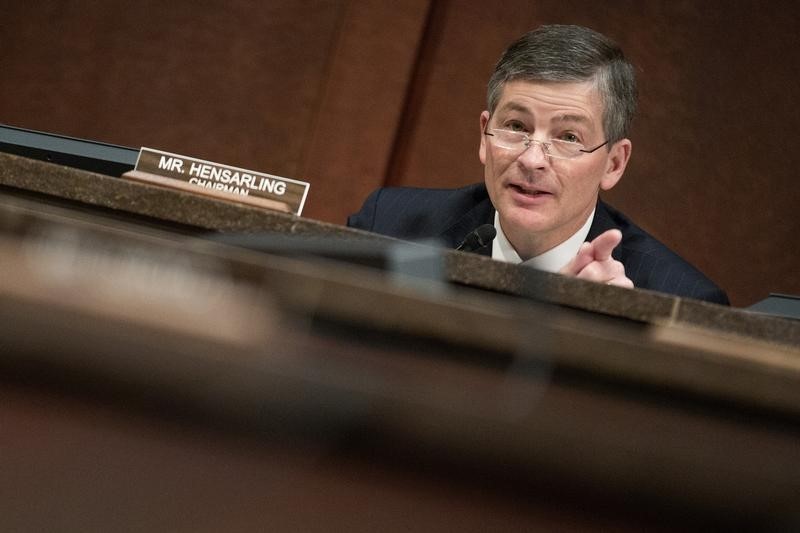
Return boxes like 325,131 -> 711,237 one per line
347,182 -> 729,305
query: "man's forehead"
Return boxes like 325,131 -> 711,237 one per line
494,79 -> 603,114
496,101 -> 591,123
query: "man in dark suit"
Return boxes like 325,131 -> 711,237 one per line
348,25 -> 728,305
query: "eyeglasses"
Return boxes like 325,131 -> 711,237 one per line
484,128 -> 609,160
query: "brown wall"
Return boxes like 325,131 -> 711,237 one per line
2,1 -> 798,306
0,0 -> 430,223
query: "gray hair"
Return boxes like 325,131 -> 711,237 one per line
487,25 -> 637,144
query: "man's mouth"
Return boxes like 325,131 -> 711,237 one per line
509,183 -> 552,197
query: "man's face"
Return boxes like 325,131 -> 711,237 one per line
479,80 -> 631,259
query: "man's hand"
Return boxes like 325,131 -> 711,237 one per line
559,229 -> 634,288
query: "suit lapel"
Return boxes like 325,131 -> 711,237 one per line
587,200 -> 616,240
439,194 -> 495,256
587,200 -> 623,260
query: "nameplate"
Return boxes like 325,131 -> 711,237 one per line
125,148 -> 310,215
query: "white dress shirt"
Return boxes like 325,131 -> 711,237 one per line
491,209 -> 595,272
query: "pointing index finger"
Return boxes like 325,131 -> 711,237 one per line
589,229 -> 622,261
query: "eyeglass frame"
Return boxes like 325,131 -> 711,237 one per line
483,122 -> 609,160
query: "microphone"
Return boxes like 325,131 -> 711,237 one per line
456,224 -> 496,252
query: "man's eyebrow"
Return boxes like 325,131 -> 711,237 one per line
552,114 -> 591,125
496,102 -> 532,114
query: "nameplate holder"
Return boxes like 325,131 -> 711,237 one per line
123,148 -> 310,215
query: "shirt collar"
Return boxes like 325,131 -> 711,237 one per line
491,209 -> 596,272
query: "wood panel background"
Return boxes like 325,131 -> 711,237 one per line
2,0 -> 798,307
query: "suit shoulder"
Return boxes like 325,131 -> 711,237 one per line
597,202 -> 730,304
362,183 -> 486,207
348,183 -> 488,239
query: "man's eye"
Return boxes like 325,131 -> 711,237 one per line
505,121 -> 527,132
559,133 -> 581,143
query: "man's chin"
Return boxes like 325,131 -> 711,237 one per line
499,207 -> 554,235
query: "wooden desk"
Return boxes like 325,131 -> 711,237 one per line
1,154 -> 799,530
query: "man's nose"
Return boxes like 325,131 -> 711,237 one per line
517,139 -> 549,168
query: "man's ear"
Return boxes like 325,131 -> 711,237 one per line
479,111 -> 490,165
600,138 -> 632,191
